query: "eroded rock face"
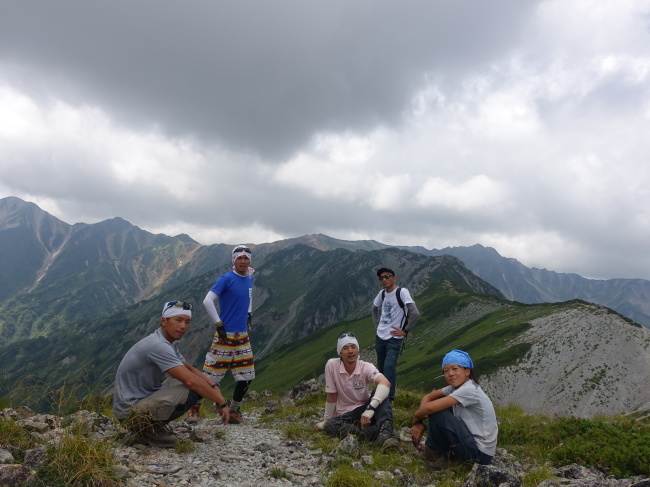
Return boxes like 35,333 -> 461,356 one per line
481,307 -> 650,418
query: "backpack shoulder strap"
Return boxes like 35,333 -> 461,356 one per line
395,286 -> 404,309
381,287 -> 404,308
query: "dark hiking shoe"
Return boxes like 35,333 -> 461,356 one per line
228,409 -> 247,425
141,429 -> 177,448
420,446 -> 444,462
375,420 -> 399,449
380,435 -> 400,450
419,447 -> 458,469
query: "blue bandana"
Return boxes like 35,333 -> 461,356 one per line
442,349 -> 473,369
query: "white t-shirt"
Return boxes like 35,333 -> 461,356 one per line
442,380 -> 498,456
325,358 -> 381,415
373,287 -> 415,340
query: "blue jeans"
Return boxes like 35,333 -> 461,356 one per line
375,336 -> 402,401
426,408 -> 493,465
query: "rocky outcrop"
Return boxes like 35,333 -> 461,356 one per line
1,397 -> 649,487
481,304 -> 650,417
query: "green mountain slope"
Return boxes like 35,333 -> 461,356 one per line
249,280 -> 650,418
250,280 -> 547,393
0,246 -> 502,411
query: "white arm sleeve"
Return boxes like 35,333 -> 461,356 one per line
324,401 -> 336,420
203,291 -> 221,323
316,401 -> 337,431
369,383 -> 390,409
361,383 -> 390,420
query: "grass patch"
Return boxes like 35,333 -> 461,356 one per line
522,466 -> 556,487
0,417 -> 35,462
33,428 -> 119,486
498,406 -> 650,477
174,439 -> 194,453
269,466 -> 291,479
326,465 -> 376,487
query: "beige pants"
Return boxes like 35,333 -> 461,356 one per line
131,378 -> 190,421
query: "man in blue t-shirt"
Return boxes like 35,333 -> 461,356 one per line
113,300 -> 230,447
199,244 -> 255,424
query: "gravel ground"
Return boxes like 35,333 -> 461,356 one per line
114,411 -> 327,487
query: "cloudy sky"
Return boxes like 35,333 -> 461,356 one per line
1,1 -> 649,280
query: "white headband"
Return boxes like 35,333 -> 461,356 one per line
232,244 -> 252,265
162,301 -> 192,319
337,334 -> 359,355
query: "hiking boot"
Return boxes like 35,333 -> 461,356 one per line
186,404 -> 200,423
375,420 -> 399,449
380,435 -> 400,450
141,429 -> 177,448
228,409 -> 246,425
420,446 -> 444,463
419,446 -> 456,468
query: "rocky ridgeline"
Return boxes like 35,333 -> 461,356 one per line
1,381 -> 649,487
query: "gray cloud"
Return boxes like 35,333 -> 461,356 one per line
1,0 -> 649,282
0,0 -> 535,158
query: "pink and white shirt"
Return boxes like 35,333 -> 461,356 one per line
325,358 -> 381,415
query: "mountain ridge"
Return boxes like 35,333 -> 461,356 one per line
3,195 -> 650,328
1,196 -> 649,419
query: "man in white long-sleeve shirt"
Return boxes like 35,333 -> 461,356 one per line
197,244 -> 255,424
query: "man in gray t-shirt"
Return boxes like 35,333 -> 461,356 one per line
113,300 -> 231,447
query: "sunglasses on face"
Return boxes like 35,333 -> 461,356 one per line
234,246 -> 251,254
338,332 -> 356,339
163,301 -> 193,313
378,274 -> 394,280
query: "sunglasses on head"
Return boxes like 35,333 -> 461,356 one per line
163,301 -> 193,313
234,246 -> 251,254
338,332 -> 356,339
378,274 -> 394,280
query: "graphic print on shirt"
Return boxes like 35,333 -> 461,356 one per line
380,301 -> 395,324
353,379 -> 365,391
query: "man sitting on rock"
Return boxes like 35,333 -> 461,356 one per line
113,300 -> 230,447
316,332 -> 400,450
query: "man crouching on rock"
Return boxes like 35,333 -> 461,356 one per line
113,300 -> 230,447
316,332 -> 400,450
